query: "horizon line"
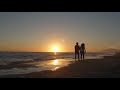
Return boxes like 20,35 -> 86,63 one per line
0,51 -> 106,53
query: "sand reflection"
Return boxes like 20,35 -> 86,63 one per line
52,67 -> 59,71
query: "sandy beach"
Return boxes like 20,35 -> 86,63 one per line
16,53 -> 120,78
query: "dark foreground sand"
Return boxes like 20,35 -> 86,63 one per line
1,53 -> 120,78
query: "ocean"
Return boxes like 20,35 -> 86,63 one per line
0,52 -> 116,76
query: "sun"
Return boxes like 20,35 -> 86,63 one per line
52,46 -> 59,52
49,43 -> 62,52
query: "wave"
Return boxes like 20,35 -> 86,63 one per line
0,52 -> 116,66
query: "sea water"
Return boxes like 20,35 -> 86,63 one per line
0,52 -> 116,76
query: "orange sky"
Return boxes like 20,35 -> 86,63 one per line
0,12 -> 120,52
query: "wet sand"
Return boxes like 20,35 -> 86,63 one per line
1,53 -> 120,78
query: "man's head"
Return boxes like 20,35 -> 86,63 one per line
76,42 -> 78,45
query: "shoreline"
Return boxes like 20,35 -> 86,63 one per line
0,53 -> 120,78
22,53 -> 120,78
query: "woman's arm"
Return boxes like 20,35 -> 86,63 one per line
84,48 -> 86,54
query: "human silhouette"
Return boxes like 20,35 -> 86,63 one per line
80,43 -> 86,60
75,42 -> 80,61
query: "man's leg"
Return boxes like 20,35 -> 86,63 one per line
78,53 -> 79,60
75,53 -> 76,61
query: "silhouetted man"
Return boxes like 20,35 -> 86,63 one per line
75,42 -> 80,61
80,43 -> 86,60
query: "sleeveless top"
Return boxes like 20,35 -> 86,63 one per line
80,44 -> 85,52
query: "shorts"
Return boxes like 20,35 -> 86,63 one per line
75,52 -> 79,54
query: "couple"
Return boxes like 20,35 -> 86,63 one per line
75,42 -> 86,61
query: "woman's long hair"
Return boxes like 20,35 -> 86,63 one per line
81,43 -> 85,49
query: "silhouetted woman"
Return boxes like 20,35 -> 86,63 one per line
80,43 -> 86,60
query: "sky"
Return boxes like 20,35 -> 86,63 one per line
0,12 -> 120,52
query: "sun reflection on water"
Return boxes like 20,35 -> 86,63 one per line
54,52 -> 57,55
53,59 -> 59,65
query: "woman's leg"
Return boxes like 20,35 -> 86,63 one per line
80,52 -> 82,60
81,52 -> 84,60
83,52 -> 84,60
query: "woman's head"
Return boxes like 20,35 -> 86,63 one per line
81,43 -> 85,47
